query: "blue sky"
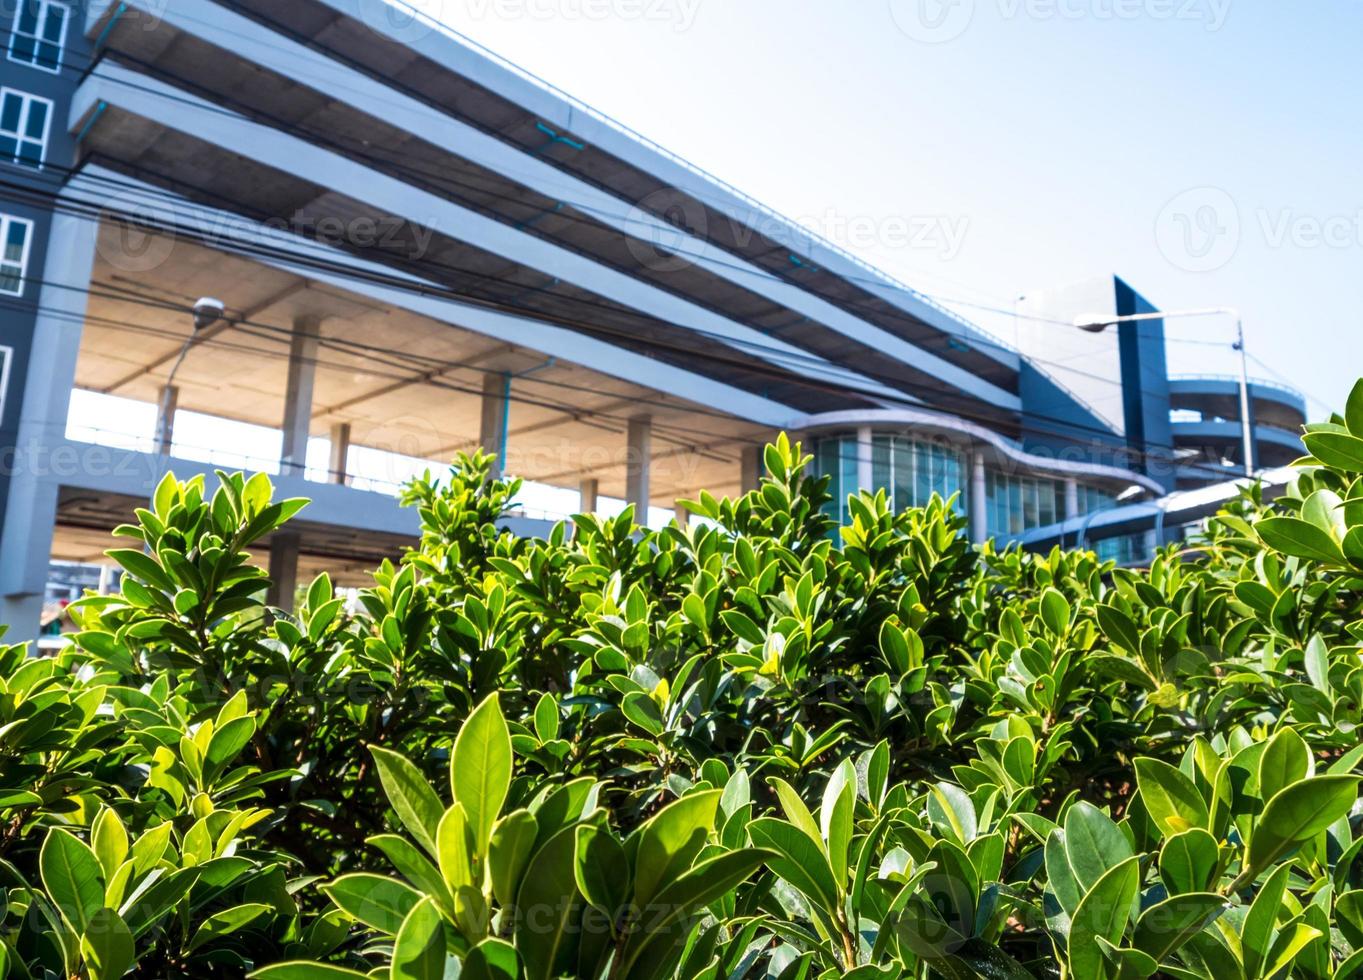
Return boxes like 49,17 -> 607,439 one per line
419,0 -> 1362,415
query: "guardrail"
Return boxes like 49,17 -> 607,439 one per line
1170,373 -> 1306,403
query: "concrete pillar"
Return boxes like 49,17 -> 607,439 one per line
479,372 -> 509,480
969,453 -> 989,545
674,503 -> 690,527
0,209 -> 98,643
328,422 -> 351,486
855,425 -> 874,493
266,531 -> 300,613
280,316 -> 321,478
579,477 -> 599,514
1064,479 -> 1080,521
154,384 -> 179,456
740,444 -> 762,493
625,415 -> 652,518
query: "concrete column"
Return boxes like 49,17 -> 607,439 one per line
740,444 -> 762,493
674,503 -> 690,527
479,372 -> 509,480
328,422 -> 351,486
266,531 -> 300,612
855,425 -> 874,493
579,477 -> 599,514
625,415 -> 652,518
280,315 -> 321,478
969,453 -> 989,545
154,384 -> 179,456
0,209 -> 98,642
1064,478 -> 1080,521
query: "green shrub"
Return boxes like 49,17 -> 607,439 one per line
1,383 -> 1363,978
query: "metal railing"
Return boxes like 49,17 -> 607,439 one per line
371,0 -> 1002,352
1169,373 -> 1306,404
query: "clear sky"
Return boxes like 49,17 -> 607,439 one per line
412,0 -> 1362,415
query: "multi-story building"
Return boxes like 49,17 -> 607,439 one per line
0,0 -> 1299,641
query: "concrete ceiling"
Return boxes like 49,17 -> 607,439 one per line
76,223 -> 771,506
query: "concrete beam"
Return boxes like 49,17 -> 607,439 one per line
280,315 -> 321,477
328,422 -> 351,485
625,416 -> 651,516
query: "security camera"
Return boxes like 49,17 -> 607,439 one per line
192,297 -> 225,331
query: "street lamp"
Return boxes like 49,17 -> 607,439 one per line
1073,307 -> 1254,479
153,298 -> 225,457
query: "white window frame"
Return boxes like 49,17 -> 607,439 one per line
6,0 -> 71,74
0,345 -> 12,425
0,87 -> 53,169
0,214 -> 35,297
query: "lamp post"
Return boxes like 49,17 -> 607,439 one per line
1073,483 -> 1144,550
152,298 -> 225,458
1073,307 -> 1254,479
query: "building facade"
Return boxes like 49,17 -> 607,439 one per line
0,0 -> 1294,640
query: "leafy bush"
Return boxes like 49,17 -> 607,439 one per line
2,382 -> 1363,978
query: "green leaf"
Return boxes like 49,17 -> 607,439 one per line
322,874 -> 422,935
91,808 -> 129,880
251,964 -> 370,979
1069,856 -> 1139,980
1255,517 -> 1344,564
187,903 -> 271,952
453,694 -> 513,858
1040,588 -> 1072,636
1062,802 -> 1132,892
748,817 -> 840,916
1096,604 -> 1141,655
1303,430 -> 1363,471
1132,893 -> 1226,962
513,824 -> 581,980
391,897 -> 445,980
573,824 -> 628,920
81,907 -> 134,980
206,715 -> 256,766
1257,728 -> 1310,803
1134,758 -> 1209,838
616,848 -> 770,979
40,828 -> 104,935
1247,775 -> 1361,876
369,745 -> 445,859
463,937 -> 519,980
631,789 -> 722,910
367,835 -> 453,911
1158,829 -> 1219,895
1242,862 -> 1292,978
1346,378 -> 1363,437
489,809 -> 539,908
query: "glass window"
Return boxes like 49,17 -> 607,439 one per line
0,214 -> 34,296
7,0 -> 69,73
985,470 -> 1066,541
0,89 -> 52,168
815,433 -> 964,525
